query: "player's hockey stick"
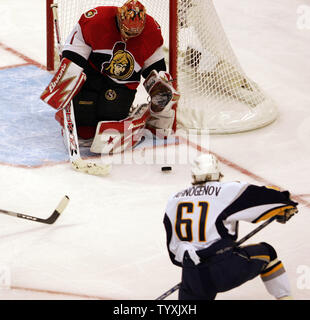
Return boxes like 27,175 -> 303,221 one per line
0,195 -> 69,224
50,4 -> 110,176
155,216 -> 277,300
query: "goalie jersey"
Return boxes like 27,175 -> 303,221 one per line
62,6 -> 165,90
163,181 -> 298,267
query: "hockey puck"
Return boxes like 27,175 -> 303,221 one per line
161,166 -> 172,172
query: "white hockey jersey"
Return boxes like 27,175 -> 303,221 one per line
164,181 -> 297,266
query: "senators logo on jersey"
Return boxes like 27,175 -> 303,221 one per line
102,42 -> 135,80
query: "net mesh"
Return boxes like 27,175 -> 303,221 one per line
52,0 -> 278,133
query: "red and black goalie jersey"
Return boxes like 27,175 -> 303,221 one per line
62,6 -> 165,90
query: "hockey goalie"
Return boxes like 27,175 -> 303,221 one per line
40,0 -> 179,162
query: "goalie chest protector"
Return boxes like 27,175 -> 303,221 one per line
74,6 -> 164,89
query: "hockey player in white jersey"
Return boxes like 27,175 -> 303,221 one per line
163,154 -> 298,300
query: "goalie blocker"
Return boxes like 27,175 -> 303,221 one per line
40,58 -> 86,110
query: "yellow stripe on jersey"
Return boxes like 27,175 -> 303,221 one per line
255,205 -> 295,223
266,186 -> 281,191
261,262 -> 285,281
250,255 -> 270,263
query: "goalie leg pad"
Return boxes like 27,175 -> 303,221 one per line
90,104 -> 150,154
55,110 -> 97,140
55,109 -> 64,127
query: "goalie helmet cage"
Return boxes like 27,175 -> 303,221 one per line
46,0 -> 278,134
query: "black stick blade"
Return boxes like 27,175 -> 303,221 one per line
0,195 -> 70,224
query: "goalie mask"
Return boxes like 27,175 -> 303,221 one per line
191,154 -> 223,184
117,0 -> 146,41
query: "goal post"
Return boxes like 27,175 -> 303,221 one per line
46,0 -> 55,71
169,0 -> 178,91
46,0 -> 278,134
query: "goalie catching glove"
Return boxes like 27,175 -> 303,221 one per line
143,70 -> 180,113
40,58 -> 86,110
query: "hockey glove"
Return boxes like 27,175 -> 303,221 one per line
276,207 -> 298,224
40,58 -> 86,110
143,70 -> 180,112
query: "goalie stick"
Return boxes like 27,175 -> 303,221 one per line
155,216 -> 277,300
0,195 -> 69,224
50,4 -> 111,176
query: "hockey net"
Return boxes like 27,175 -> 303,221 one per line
46,0 -> 278,134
